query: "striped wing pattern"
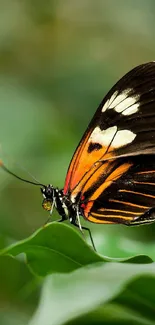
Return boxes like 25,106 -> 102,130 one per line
82,155 -> 155,224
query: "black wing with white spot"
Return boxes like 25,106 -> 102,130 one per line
95,61 -> 155,158
64,62 -> 155,198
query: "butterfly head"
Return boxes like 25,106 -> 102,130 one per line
41,185 -> 70,220
41,184 -> 55,212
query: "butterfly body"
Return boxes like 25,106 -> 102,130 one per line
41,185 -> 86,225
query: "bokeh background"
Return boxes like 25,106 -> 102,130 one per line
1,0 -> 155,324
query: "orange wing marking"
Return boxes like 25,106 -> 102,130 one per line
81,162 -> 132,219
64,131 -> 91,194
87,162 -> 132,202
119,189 -> 155,199
99,208 -> 142,215
81,161 -> 113,195
88,213 -> 134,224
92,212 -> 134,220
70,161 -> 106,202
82,201 -> 94,218
109,199 -> 149,209
87,215 -> 114,224
136,171 -> 155,175
133,181 -> 155,186
68,145 -> 114,194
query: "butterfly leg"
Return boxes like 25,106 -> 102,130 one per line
72,221 -> 96,251
81,225 -> 96,251
71,208 -> 96,251
125,207 -> 155,226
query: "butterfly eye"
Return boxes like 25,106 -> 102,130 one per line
42,198 -> 52,211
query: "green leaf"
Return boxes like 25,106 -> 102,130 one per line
0,223 -> 103,276
68,303 -> 155,325
0,255 -> 37,305
0,223 -> 153,277
94,229 -> 155,260
29,262 -> 155,325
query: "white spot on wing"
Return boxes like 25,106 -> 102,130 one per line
122,103 -> 139,116
111,130 -> 136,148
102,99 -> 109,112
108,91 -> 118,106
114,97 -> 138,113
89,126 -> 136,149
102,91 -> 118,112
89,126 -> 117,146
110,90 -> 130,109
101,88 -> 140,116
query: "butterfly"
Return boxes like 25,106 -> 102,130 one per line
2,61 -> 155,250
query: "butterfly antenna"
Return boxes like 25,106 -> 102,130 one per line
14,161 -> 43,185
0,160 -> 45,187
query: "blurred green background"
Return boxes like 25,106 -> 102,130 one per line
1,0 -> 155,324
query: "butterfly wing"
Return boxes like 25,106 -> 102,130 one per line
80,154 -> 155,224
63,62 -> 155,216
